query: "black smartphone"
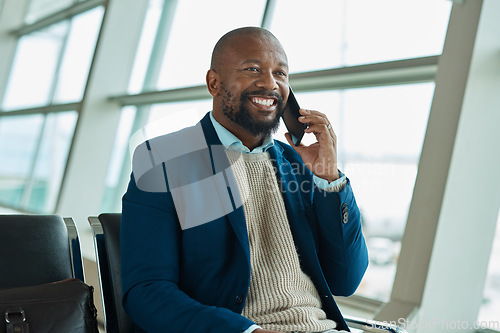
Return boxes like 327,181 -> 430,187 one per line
282,87 -> 306,146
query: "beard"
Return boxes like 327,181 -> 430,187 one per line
220,84 -> 284,138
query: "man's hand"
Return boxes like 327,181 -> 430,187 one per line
285,108 -> 339,182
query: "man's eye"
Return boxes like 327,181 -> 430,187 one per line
245,67 -> 259,72
276,71 -> 288,77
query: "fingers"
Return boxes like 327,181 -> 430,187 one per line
299,108 -> 330,128
305,123 -> 333,136
298,108 -> 336,139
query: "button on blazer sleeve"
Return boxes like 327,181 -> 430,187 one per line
313,179 -> 369,296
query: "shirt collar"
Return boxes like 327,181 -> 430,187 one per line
209,111 -> 274,154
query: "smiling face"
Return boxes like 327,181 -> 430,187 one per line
207,29 -> 290,141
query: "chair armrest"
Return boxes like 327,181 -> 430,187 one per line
344,315 -> 407,333
64,217 -> 85,282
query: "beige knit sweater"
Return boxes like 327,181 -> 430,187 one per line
226,151 -> 338,333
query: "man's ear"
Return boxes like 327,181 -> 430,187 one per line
206,69 -> 219,97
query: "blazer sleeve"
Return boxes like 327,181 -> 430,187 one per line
312,178 -> 369,296
120,172 -> 255,333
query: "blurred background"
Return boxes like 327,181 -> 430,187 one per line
0,0 -> 498,332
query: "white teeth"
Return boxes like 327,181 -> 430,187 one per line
252,98 -> 274,106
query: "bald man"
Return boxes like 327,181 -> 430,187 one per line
121,27 -> 368,333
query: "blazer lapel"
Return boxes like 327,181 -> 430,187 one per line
268,145 -> 322,276
199,113 -> 250,263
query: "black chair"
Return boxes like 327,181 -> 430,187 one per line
0,214 -> 84,289
89,213 -> 136,333
89,213 -> 405,333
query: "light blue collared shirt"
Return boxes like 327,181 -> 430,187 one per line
209,112 -> 346,190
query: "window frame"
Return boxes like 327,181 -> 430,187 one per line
0,0 -> 105,213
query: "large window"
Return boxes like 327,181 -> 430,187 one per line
25,0 -> 75,24
157,0 -> 267,90
2,6 -> 102,110
0,1 -> 104,212
270,0 -> 450,72
3,22 -> 69,110
0,114 -> 45,209
0,112 -> 77,212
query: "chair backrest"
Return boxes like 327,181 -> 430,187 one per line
89,213 -> 135,333
0,214 -> 84,288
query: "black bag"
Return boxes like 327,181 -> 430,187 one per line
0,278 -> 98,333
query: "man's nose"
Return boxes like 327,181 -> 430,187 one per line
256,70 -> 279,90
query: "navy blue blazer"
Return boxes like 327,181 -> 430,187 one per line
121,112 -> 368,332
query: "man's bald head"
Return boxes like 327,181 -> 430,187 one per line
210,27 -> 287,71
